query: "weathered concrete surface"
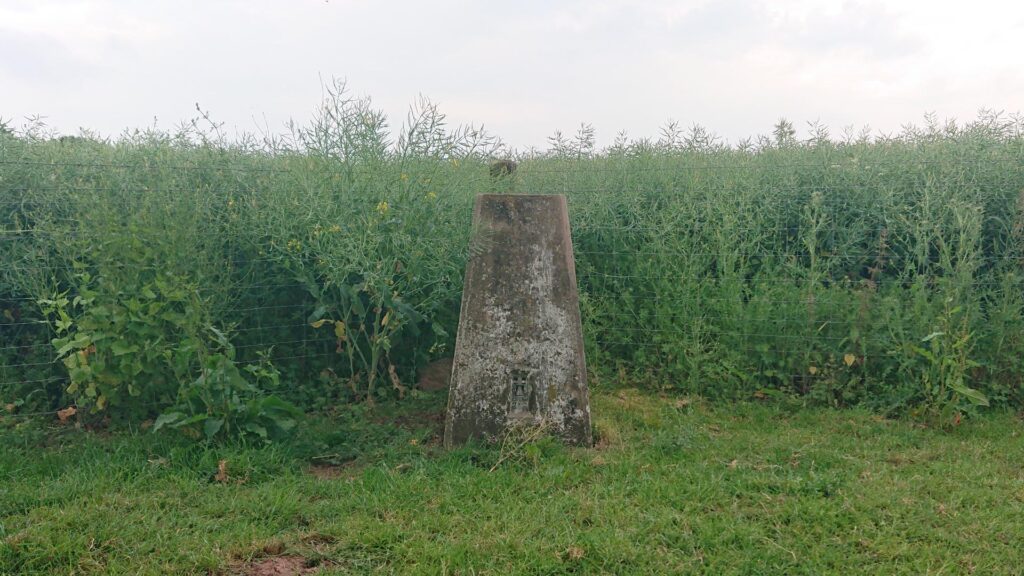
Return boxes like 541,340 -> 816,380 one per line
444,194 -> 591,447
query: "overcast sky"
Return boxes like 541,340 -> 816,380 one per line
2,0 -> 1022,149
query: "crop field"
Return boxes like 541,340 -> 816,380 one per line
3,104 -> 1024,426
2,97 -> 1024,573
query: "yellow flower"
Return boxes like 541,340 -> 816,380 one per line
426,191 -> 437,200
227,198 -> 235,207
376,201 -> 389,215
287,239 -> 302,252
329,224 -> 342,233
400,173 -> 408,181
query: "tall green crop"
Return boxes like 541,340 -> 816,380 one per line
2,103 -> 1023,432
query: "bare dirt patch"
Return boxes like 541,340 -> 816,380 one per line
390,408 -> 444,436
307,462 -> 361,480
241,555 -> 318,576
417,357 -> 452,391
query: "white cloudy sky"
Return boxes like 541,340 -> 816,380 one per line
1,0 -> 1022,149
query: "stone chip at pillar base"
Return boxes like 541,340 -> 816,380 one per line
444,194 -> 592,447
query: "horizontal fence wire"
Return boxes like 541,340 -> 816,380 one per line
0,159 -> 289,172
3,152 -> 1023,420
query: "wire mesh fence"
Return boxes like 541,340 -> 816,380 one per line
3,133 -> 1024,423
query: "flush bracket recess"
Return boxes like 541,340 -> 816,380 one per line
508,366 -> 541,416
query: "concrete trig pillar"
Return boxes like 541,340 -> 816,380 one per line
444,194 -> 592,447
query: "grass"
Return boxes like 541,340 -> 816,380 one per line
2,388 -> 1023,575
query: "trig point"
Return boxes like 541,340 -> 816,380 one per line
444,194 -> 592,447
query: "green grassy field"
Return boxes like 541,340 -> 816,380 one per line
3,388 -> 1022,575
